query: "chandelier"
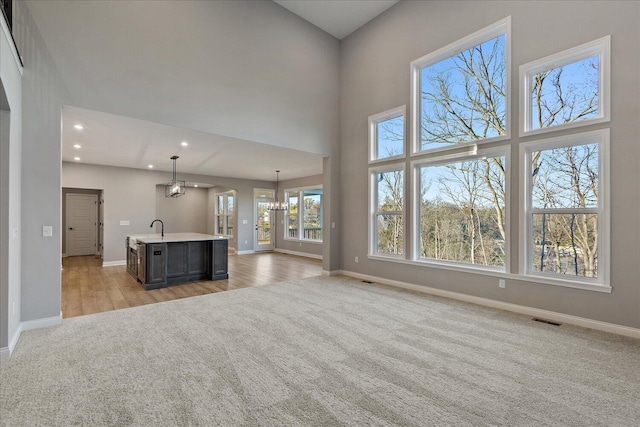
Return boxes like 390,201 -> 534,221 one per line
165,156 -> 185,198
268,170 -> 288,211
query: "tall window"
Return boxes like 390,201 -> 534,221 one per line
285,187 -> 323,242
369,164 -> 404,257
520,36 -> 610,136
414,148 -> 508,269
521,129 -> 609,286
215,192 -> 234,237
411,17 -> 510,153
369,106 -> 406,162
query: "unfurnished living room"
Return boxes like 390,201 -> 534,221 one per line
1,1 -> 639,426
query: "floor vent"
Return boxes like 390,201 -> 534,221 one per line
361,280 -> 373,284
532,318 -> 561,326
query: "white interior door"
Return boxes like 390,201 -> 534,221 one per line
254,191 -> 274,252
66,194 -> 98,256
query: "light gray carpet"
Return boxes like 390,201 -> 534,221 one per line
1,275 -> 639,426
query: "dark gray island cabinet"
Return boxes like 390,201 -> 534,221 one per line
126,233 -> 228,290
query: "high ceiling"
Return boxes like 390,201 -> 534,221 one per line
274,0 -> 399,39
60,1 -> 400,182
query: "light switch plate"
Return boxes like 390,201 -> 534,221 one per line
42,226 -> 53,237
242,220 -> 248,225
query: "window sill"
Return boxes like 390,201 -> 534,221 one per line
366,255 -> 612,293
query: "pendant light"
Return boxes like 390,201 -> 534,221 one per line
268,170 -> 288,211
165,156 -> 185,197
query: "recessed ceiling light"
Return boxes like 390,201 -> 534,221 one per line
194,184 -> 198,188
73,144 -> 81,149
74,157 -> 81,161
148,164 -> 154,169
74,124 -> 84,130
181,141 -> 188,147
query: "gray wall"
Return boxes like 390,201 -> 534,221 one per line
275,174 -> 324,258
62,162 -> 274,263
14,0 -> 341,323
0,14 -> 23,352
340,0 -> 640,328
155,185 -> 208,235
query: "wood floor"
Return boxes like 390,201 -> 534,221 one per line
61,252 -> 322,319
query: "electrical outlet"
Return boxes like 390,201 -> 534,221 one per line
498,279 -> 505,289
355,256 -> 358,263
244,240 -> 248,245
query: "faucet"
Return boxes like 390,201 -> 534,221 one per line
150,219 -> 164,237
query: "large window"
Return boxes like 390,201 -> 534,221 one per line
369,106 -> 406,162
364,17 -> 611,292
215,192 -> 234,237
413,148 -> 508,270
521,129 -> 609,287
369,164 -> 405,257
285,187 -> 323,242
520,36 -> 610,136
411,17 -> 510,154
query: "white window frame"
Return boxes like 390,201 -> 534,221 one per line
214,191 -> 234,237
519,36 -> 611,137
410,16 -> 511,156
368,105 -> 406,164
368,162 -> 406,259
519,129 -> 610,290
284,186 -> 323,243
411,145 -> 510,272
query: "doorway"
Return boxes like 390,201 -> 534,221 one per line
254,189 -> 274,252
63,189 -> 103,257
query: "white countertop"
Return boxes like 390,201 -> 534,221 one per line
128,233 -> 228,244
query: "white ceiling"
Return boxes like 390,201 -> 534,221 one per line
274,0 -> 399,39
62,106 -> 323,182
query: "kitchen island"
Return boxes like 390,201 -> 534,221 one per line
126,233 -> 228,290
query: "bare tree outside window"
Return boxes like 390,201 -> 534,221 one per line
530,56 -> 599,130
414,29 -> 603,280
420,34 -> 506,151
375,170 -> 404,255
419,156 -> 506,267
530,143 -> 599,278
376,116 -> 404,159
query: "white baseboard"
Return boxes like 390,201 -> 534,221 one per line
274,248 -> 322,260
322,269 -> 341,276
21,312 -> 62,331
1,312 -> 63,360
237,250 -> 255,255
102,260 -> 126,267
340,270 -> 640,340
2,321 -> 24,359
